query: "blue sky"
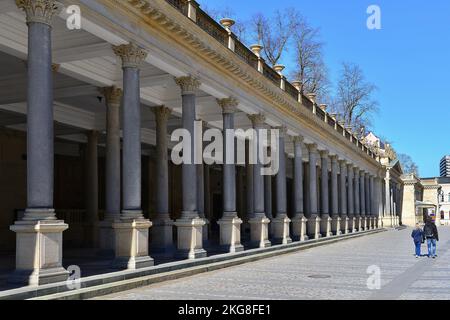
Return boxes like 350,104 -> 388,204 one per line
198,0 -> 450,177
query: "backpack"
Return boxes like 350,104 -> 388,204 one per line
424,224 -> 434,238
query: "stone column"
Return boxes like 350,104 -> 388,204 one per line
330,155 -> 341,235
345,163 -> 354,233
196,122 -> 210,244
10,0 -> 69,285
246,140 -> 254,218
338,160 -> 348,233
365,172 -> 371,230
319,150 -> 332,237
360,170 -> 366,230
217,98 -> 243,253
151,106 -> 174,254
85,130 -> 99,248
354,167 -> 361,231
111,43 -> 153,269
385,173 -> 391,228
369,175 -> 375,229
306,143 -> 321,239
172,76 -> 207,258
291,136 -> 307,241
248,114 -> 271,248
264,171 -> 273,237
98,86 -> 122,255
272,126 -> 292,244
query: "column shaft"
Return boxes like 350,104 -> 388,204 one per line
26,21 -> 54,217
122,66 -> 142,215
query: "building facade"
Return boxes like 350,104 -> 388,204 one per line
0,0 -> 402,287
440,156 -> 450,178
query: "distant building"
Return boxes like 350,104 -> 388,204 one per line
440,156 -> 450,177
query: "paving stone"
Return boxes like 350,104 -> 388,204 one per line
94,227 -> 450,300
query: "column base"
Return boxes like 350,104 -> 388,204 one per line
307,215 -> 322,239
112,219 -> 154,270
355,216 -> 362,231
174,216 -> 207,259
271,214 -> 292,244
346,216 -> 355,233
248,215 -> 271,248
150,215 -> 175,255
331,215 -> 342,236
382,216 -> 393,228
217,213 -> 244,253
291,214 -> 308,241
320,214 -> 333,237
341,215 -> 350,234
9,219 -> 69,286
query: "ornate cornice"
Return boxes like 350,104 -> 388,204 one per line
116,0 -> 379,167
112,43 -> 148,68
217,97 -> 238,114
99,86 -> 123,105
175,76 -> 201,95
16,0 -> 59,26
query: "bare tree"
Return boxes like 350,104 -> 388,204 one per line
201,5 -> 249,44
251,9 -> 298,66
290,14 -> 329,101
398,153 -> 420,176
333,62 -> 378,132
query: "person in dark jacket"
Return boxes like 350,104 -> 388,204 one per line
423,218 -> 439,258
411,223 -> 424,258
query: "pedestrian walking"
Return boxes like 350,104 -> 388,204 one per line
423,218 -> 439,258
411,223 -> 423,258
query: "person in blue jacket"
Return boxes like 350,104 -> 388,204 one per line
411,223 -> 424,258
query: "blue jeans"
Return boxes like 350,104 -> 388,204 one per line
427,238 -> 437,257
414,241 -> 421,256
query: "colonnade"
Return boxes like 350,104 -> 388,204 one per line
8,0 -> 391,286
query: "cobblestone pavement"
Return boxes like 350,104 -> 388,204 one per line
95,227 -> 450,300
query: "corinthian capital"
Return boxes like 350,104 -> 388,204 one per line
248,113 -> 266,127
99,86 -> 123,106
175,76 -> 201,94
16,0 -> 59,26
152,106 -> 172,122
217,97 -> 238,114
113,43 -> 148,68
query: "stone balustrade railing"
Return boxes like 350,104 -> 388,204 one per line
164,0 -> 376,160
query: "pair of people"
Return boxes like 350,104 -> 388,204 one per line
411,219 -> 439,258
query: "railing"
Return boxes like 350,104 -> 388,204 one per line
196,7 -> 228,46
328,117 -> 336,129
316,107 -> 326,122
56,209 -> 85,224
262,62 -> 281,87
163,0 -> 373,160
302,97 -> 314,112
234,40 -> 258,69
166,0 -> 188,15
285,81 -> 299,100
